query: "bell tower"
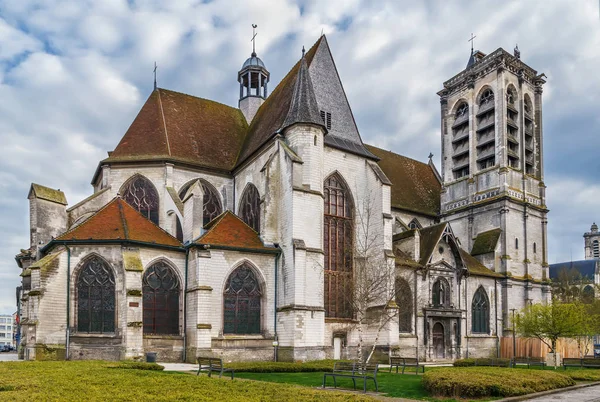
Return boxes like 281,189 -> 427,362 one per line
437,43 -> 550,328
238,24 -> 269,123
584,223 -> 600,259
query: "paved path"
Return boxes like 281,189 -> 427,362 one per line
0,353 -> 19,362
159,362 -> 197,372
525,384 -> 600,401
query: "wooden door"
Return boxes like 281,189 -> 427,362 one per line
433,322 -> 445,359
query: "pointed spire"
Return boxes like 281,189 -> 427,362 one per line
281,48 -> 325,131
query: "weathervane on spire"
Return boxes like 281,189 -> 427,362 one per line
153,62 -> 157,90
251,24 -> 258,56
468,33 -> 476,53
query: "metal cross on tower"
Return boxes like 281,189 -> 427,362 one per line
153,62 -> 157,90
251,24 -> 258,55
468,33 -> 476,53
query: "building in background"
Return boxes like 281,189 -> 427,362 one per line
0,314 -> 15,349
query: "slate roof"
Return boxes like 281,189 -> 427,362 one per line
106,88 -> 248,172
194,210 -> 275,252
55,198 -> 182,247
29,183 -> 67,205
549,260 -> 598,281
471,229 -> 502,256
418,223 -> 447,266
365,145 -> 441,217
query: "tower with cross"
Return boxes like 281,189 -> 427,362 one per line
237,24 -> 270,123
437,39 -> 550,333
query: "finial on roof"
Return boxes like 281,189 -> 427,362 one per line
428,152 -> 434,160
251,24 -> 258,57
514,44 -> 520,59
153,62 -> 157,90
302,46 -> 305,58
468,33 -> 476,53
466,33 -> 477,69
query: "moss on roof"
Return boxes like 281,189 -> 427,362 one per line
29,252 -> 61,270
395,249 -> 422,269
365,145 -> 441,217
459,248 -> 503,278
30,184 -> 67,205
418,223 -> 447,265
471,228 -> 502,256
393,229 -> 416,242
166,187 -> 184,215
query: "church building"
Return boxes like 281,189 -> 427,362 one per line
15,35 -> 550,362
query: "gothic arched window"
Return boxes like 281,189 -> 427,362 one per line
143,261 -> 180,335
479,88 -> 494,107
395,277 -> 413,333
583,285 -> 595,304
239,184 -> 260,233
223,264 -> 262,334
122,175 -> 159,225
524,96 -> 533,115
471,287 -> 490,333
324,173 -> 354,319
455,103 -> 468,119
77,256 -> 115,333
175,216 -> 183,242
408,218 -> 422,230
506,87 -> 516,105
432,277 -> 450,307
178,179 -> 223,227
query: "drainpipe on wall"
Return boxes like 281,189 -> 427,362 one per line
183,247 -> 189,363
273,243 -> 281,362
414,269 -> 418,359
65,244 -> 71,360
495,279 -> 499,358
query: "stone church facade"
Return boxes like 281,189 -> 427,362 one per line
15,36 -> 550,362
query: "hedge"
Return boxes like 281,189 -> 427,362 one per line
226,359 -> 347,373
105,361 -> 165,371
423,367 -> 575,398
564,369 -> 600,381
453,358 -> 511,367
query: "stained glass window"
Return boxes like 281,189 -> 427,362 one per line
324,173 -> 353,319
178,179 -> 223,227
122,175 -> 159,225
223,264 -> 261,334
432,277 -> 450,307
143,261 -> 180,335
471,287 -> 489,333
395,277 -> 412,333
239,184 -> 260,233
77,256 -> 115,333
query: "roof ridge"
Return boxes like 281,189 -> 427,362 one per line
117,199 -> 129,239
157,89 -> 171,156
56,198 -> 119,239
365,144 -> 430,167
156,87 -> 241,112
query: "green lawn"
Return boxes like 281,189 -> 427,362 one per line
236,370 -> 438,400
0,361 -> 375,401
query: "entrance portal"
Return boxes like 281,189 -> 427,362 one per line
432,322 -> 445,359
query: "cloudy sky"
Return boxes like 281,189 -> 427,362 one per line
0,0 -> 599,314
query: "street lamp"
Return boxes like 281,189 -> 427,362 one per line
510,308 -> 517,360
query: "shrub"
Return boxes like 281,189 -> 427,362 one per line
453,358 -> 511,367
564,369 -> 600,381
423,367 -> 574,398
105,361 -> 165,371
226,359 -> 346,373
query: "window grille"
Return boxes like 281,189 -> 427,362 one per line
395,277 -> 412,333
223,264 -> 261,334
471,287 -> 490,333
143,261 -> 180,335
239,184 -> 260,233
77,256 -> 115,333
122,175 -> 159,224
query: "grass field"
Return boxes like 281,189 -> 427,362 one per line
0,361 -> 375,401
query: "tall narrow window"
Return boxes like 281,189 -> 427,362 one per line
143,261 -> 180,335
432,277 -> 450,307
122,175 -> 159,224
178,179 -> 223,227
471,287 -> 490,333
593,240 -> 599,258
77,256 -> 115,333
223,264 -> 262,334
176,216 -> 183,242
533,242 -> 537,254
452,102 -> 470,179
395,277 -> 413,333
239,184 -> 260,233
324,173 -> 354,318
515,238 -> 519,250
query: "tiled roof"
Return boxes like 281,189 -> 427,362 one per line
418,223 -> 447,266
29,183 -> 67,205
194,210 -> 275,252
459,248 -> 503,278
471,228 -> 502,256
107,88 -> 248,171
365,145 -> 441,217
55,198 -> 182,247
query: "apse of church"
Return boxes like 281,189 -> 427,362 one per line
15,33 -> 549,363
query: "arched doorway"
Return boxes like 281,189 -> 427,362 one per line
432,322 -> 445,359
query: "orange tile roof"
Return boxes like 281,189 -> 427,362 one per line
194,211 -> 275,252
56,198 -> 182,248
366,145 -> 441,217
107,88 -> 248,171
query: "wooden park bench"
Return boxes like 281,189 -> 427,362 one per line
563,358 -> 600,369
511,357 -> 546,368
322,362 -> 379,393
196,357 -> 234,379
388,356 -> 424,374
